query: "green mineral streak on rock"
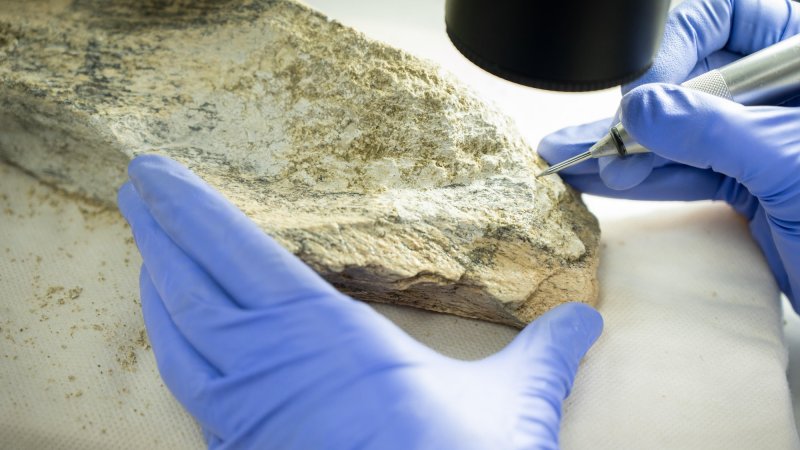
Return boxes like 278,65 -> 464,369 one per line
0,0 -> 599,327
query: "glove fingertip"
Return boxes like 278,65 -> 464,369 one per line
516,302 -> 603,357
572,303 -> 603,348
127,154 -> 207,208
128,153 -> 176,177
550,303 -> 603,354
117,181 -> 147,226
597,153 -> 655,190
620,83 -> 717,151
537,118 -> 614,163
619,84 -> 662,133
536,131 -> 578,164
117,180 -> 136,208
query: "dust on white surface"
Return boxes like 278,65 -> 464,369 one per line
0,162 -> 203,449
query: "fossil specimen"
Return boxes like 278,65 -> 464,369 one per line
0,0 -> 599,327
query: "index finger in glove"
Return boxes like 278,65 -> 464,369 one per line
126,155 -> 339,310
621,83 -> 800,202
624,0 -> 800,92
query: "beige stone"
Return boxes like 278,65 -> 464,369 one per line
0,0 -> 599,327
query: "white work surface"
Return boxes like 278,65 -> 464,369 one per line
1,0 -> 800,448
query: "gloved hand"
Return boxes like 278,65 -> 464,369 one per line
538,0 -> 800,307
118,154 -> 602,449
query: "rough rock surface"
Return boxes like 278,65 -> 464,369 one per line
0,0 -> 599,327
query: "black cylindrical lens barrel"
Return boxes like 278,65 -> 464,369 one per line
445,0 -> 671,91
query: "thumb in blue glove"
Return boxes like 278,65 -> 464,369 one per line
118,155 -> 603,449
621,83 -> 800,306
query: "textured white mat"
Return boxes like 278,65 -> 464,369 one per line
0,162 -> 203,449
1,160 -> 797,448
375,205 -> 799,449
559,205 -> 797,449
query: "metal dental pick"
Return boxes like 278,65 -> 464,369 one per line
536,130 -> 621,178
536,152 -> 592,178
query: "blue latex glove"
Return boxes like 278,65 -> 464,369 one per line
538,0 -> 800,307
118,154 -> 602,449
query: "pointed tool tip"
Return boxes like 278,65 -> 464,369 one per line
536,151 -> 592,178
